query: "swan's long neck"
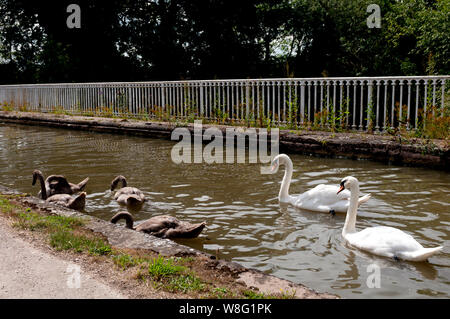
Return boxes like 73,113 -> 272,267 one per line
111,212 -> 134,229
279,158 -> 293,202
342,184 -> 359,236
36,173 -> 48,200
111,176 -> 127,191
120,177 -> 127,188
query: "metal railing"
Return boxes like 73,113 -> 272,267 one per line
0,76 -> 448,131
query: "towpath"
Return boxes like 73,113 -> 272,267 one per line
0,220 -> 126,299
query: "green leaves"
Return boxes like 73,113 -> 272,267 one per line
0,0 -> 448,81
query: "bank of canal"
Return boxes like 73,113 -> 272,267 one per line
0,185 -> 335,299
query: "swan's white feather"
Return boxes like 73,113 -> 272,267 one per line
272,154 -> 371,213
291,184 -> 355,213
346,226 -> 443,262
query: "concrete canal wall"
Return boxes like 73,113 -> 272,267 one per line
0,111 -> 448,170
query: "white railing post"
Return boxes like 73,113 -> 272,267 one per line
391,80 -> 396,130
332,80 -> 336,126
319,80 -> 324,125
288,80 -> 292,124
399,80 -> 404,127
200,82 -> 204,117
432,79 -> 437,116
367,80 -> 373,131
245,81 -> 250,122
407,80 -> 412,130
326,80 -> 330,121
263,81 -> 268,122
277,80 -> 281,124
423,79 -> 428,128
300,80 -> 305,125
375,80 -> 381,131
360,80 -> 365,130
441,78 -> 446,117
415,79 -> 420,129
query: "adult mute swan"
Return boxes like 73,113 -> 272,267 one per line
111,175 -> 146,210
270,154 -> 371,213
111,211 -> 206,239
338,176 -> 443,262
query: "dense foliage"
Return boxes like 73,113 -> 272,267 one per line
0,0 -> 448,84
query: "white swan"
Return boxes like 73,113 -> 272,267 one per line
338,176 -> 443,262
270,154 -> 371,213
110,175 -> 145,210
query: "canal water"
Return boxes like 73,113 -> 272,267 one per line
0,122 -> 448,298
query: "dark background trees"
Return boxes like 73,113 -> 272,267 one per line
0,0 -> 448,84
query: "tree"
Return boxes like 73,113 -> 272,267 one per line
0,0 -> 448,84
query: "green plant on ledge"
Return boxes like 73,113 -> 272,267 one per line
365,102 -> 376,133
339,97 -> 350,130
414,105 -> 449,140
18,104 -> 29,112
213,106 -> 229,125
52,105 -> 72,116
1,102 -> 14,112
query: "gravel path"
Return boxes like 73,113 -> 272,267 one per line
0,221 -> 126,299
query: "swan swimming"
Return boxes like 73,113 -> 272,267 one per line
110,175 -> 146,210
32,170 -> 86,210
270,154 -> 371,213
338,176 -> 443,262
32,169 -> 89,199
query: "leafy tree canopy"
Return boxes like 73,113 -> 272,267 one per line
0,0 -> 448,84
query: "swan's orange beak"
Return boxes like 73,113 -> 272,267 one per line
271,163 -> 277,172
337,185 -> 345,194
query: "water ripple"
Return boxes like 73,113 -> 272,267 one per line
0,122 -> 448,299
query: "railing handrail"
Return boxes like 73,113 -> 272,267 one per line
0,75 -> 449,88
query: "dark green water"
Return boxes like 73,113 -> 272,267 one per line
0,122 -> 448,298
